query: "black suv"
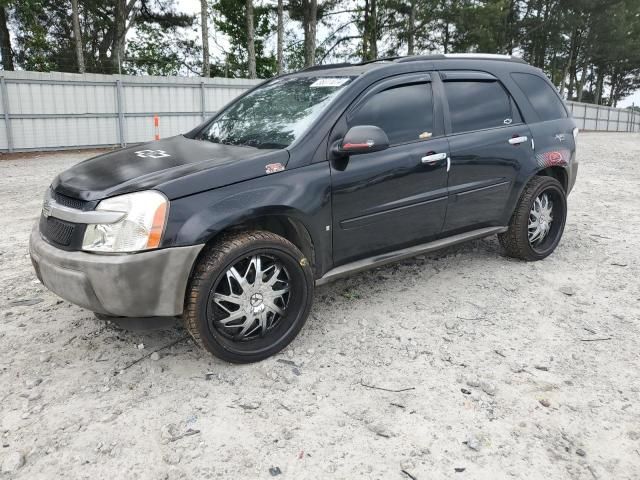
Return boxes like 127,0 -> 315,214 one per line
30,54 -> 578,363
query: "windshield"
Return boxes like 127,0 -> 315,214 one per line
199,76 -> 354,149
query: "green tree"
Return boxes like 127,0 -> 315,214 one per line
0,1 -> 12,70
7,0 -> 194,74
125,23 -> 200,75
212,0 -> 276,78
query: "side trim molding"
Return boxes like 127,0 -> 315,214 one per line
316,226 -> 507,286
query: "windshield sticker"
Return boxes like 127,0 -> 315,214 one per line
310,78 -> 350,88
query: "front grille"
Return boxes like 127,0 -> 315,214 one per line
40,214 -> 76,246
53,190 -> 89,210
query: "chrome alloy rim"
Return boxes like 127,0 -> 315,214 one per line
528,192 -> 554,246
210,254 -> 290,341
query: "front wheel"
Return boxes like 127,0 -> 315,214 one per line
184,231 -> 314,363
499,176 -> 567,261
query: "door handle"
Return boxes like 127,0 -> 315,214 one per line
421,152 -> 447,164
508,136 -> 528,145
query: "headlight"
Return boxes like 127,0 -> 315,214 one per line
82,190 -> 168,253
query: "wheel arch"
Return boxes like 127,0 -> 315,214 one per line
192,210 -> 319,277
535,166 -> 568,192
502,166 -> 568,226
221,213 -> 317,273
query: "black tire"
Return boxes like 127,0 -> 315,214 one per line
498,176 -> 567,261
184,230 -> 314,363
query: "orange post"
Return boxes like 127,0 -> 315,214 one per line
154,115 -> 160,140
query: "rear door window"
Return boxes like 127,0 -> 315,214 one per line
443,80 -> 518,134
511,72 -> 568,121
349,83 -> 435,145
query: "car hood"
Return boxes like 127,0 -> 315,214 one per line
52,135 -> 290,201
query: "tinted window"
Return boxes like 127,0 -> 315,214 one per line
350,83 -> 434,145
444,81 -> 515,133
511,72 -> 567,121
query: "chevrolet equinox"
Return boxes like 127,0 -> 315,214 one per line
30,54 -> 578,362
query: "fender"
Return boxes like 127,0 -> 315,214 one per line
161,162 -> 333,277
501,160 -> 571,226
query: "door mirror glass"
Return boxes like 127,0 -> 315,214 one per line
337,125 -> 390,155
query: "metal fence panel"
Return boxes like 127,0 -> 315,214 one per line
566,100 -> 639,133
123,114 -> 204,144
0,71 -> 637,153
12,116 -> 119,151
0,71 -> 261,153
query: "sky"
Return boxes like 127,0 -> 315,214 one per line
619,90 -> 640,108
174,0 -> 640,107
180,0 -> 200,15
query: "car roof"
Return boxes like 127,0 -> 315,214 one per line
291,54 -> 537,79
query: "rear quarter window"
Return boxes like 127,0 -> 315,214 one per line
511,73 -> 567,121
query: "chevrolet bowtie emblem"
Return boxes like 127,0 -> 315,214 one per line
135,149 -> 170,158
42,199 -> 52,217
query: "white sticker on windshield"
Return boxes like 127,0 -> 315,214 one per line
310,78 -> 350,88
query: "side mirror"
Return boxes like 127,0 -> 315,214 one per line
334,125 -> 390,156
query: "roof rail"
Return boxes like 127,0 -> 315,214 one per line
303,57 -> 400,71
357,56 -> 404,65
444,53 -> 526,63
300,53 -> 527,73
395,54 -> 446,63
302,62 -> 353,72
395,53 -> 526,64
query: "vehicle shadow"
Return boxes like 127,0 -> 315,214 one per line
98,234 -> 507,366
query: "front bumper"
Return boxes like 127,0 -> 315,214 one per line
29,224 -> 204,317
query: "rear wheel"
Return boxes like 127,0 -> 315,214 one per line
184,231 -> 314,363
499,176 -> 567,261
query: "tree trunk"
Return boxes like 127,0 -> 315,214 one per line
369,0 -> 377,59
594,68 -> 605,105
277,0 -> 284,74
0,6 -> 14,71
568,69 -> 577,100
576,64 -> 588,102
537,0 -> 550,68
112,0 -> 127,74
443,22 -> 450,54
559,28 -> 577,97
567,29 -> 582,99
362,0 -> 369,61
506,0 -> 515,54
246,0 -> 257,78
362,0 -> 378,60
609,70 -> 619,107
303,0 -> 317,67
201,0 -> 210,77
407,0 -> 416,55
71,0 -> 85,73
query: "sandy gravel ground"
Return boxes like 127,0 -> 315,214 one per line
0,133 -> 639,480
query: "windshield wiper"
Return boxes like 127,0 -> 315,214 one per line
254,142 -> 287,149
236,138 -> 287,150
